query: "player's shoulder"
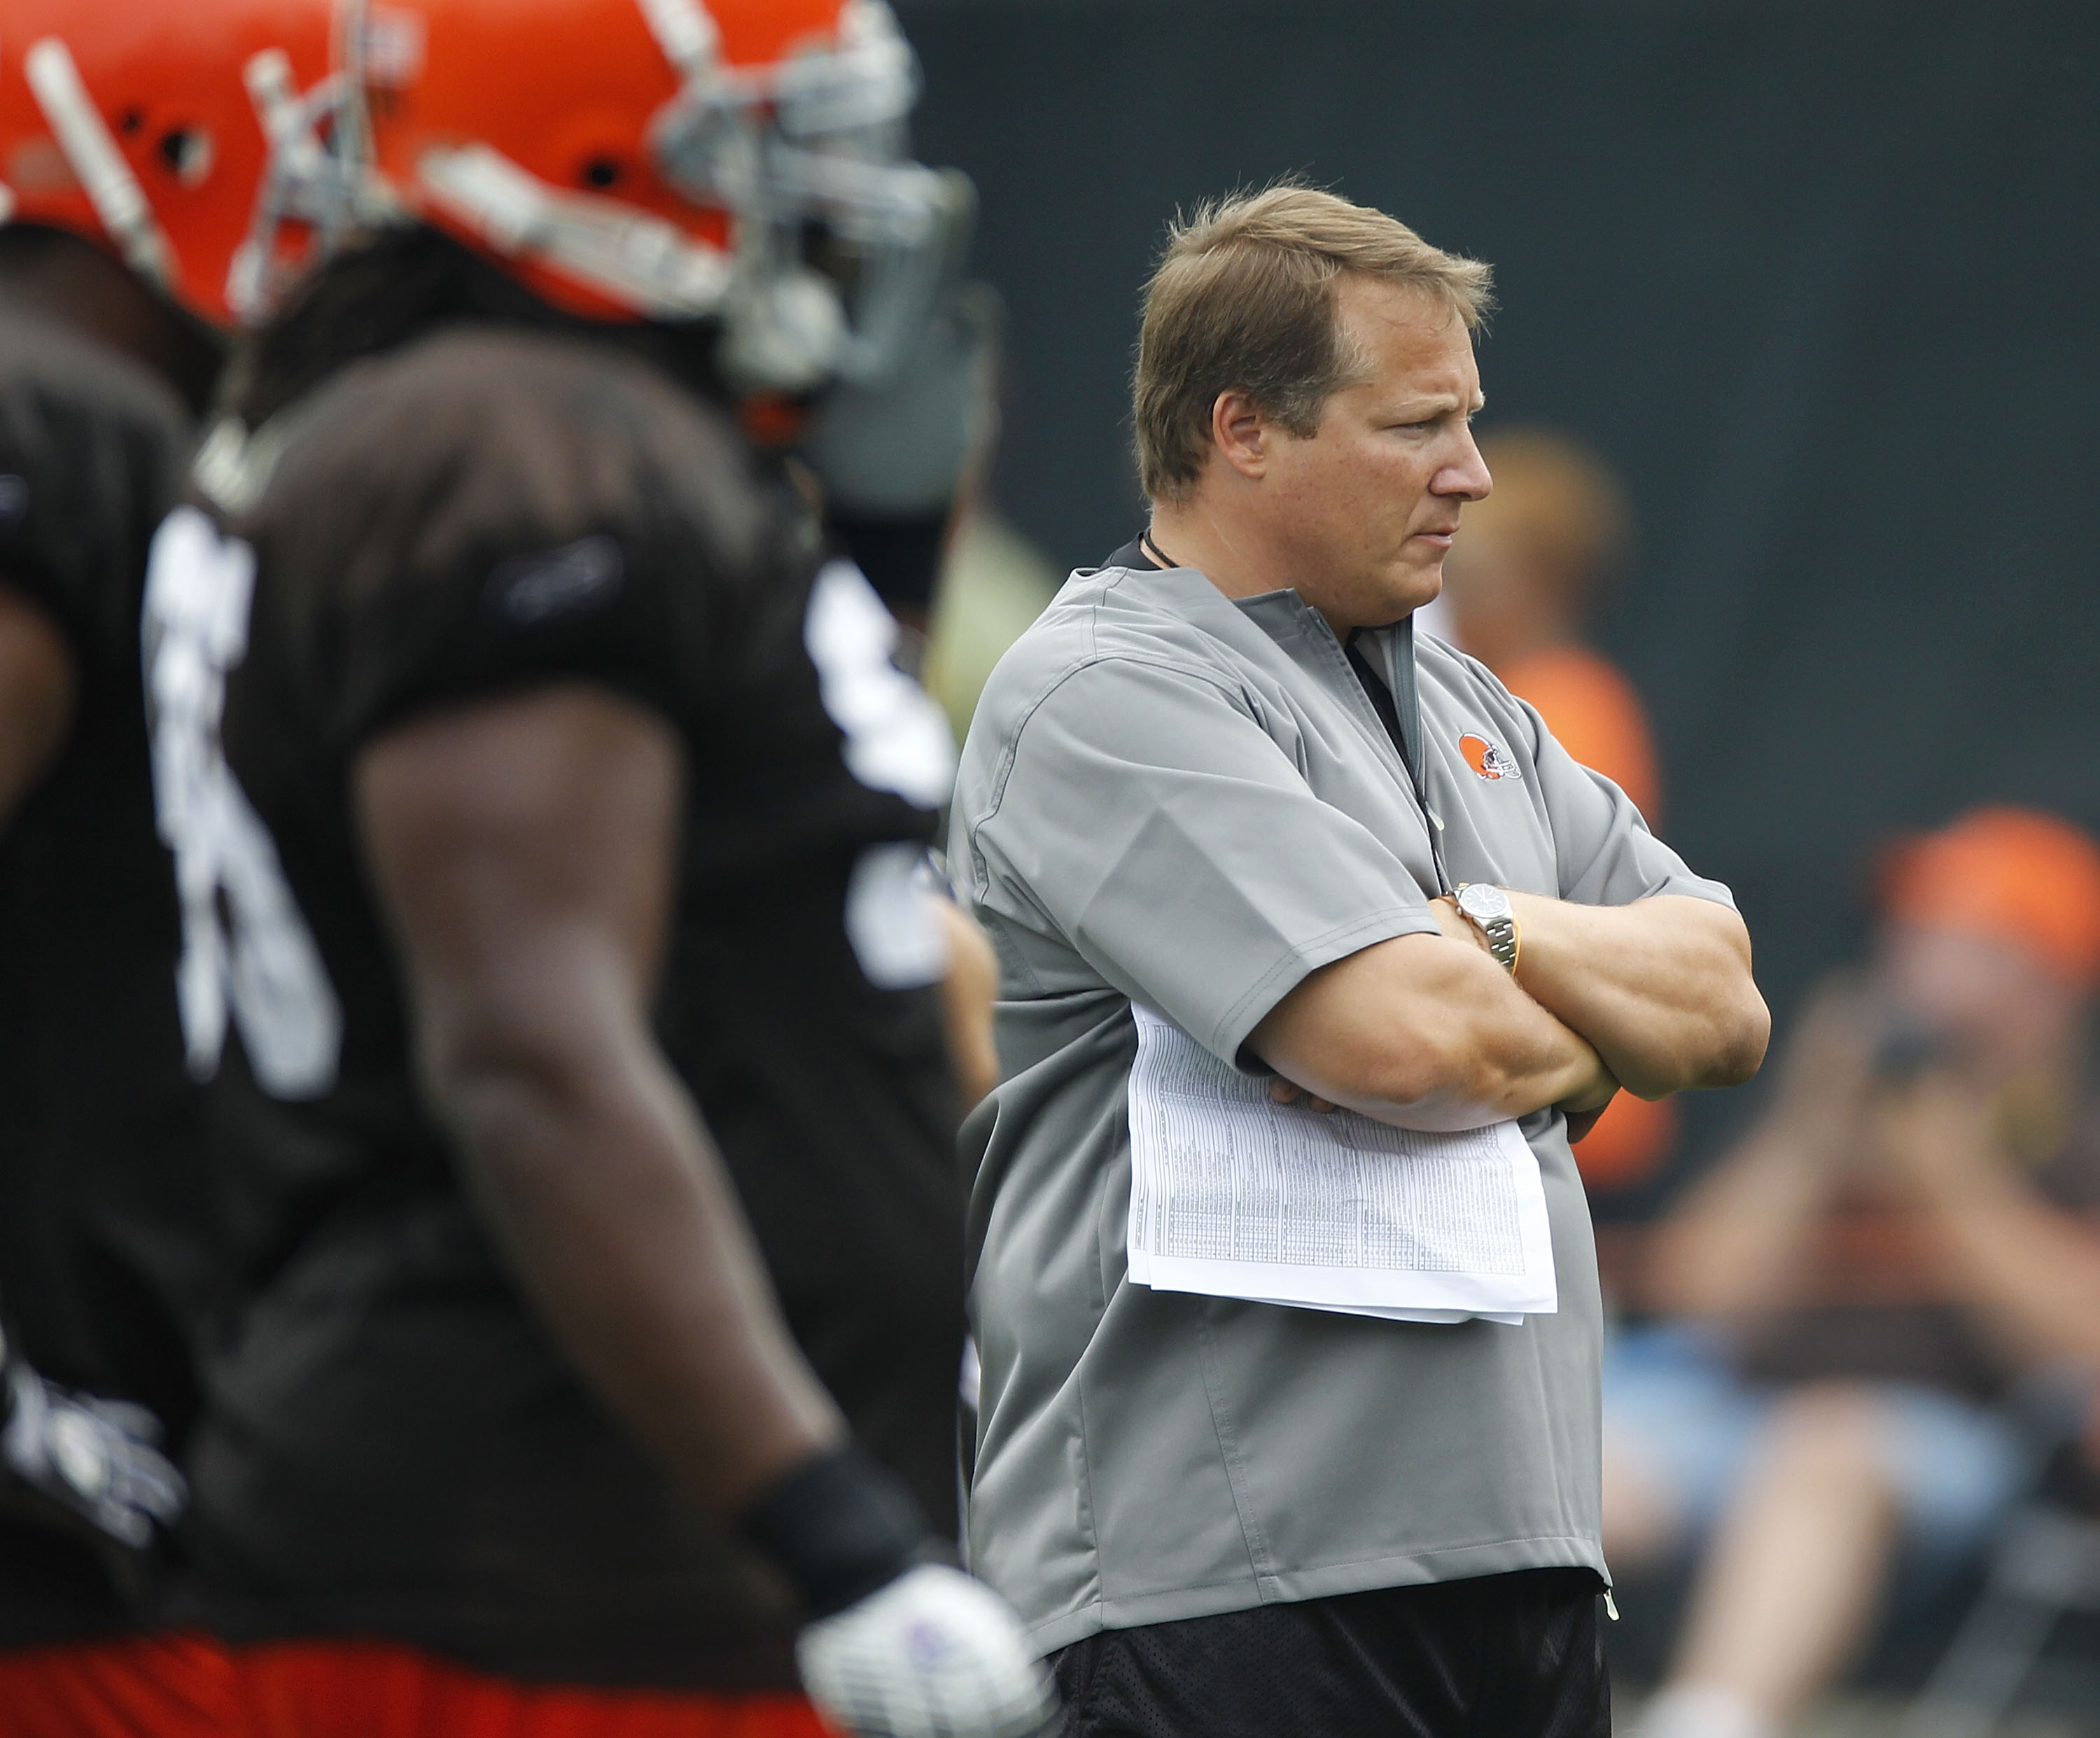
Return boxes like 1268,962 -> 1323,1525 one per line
0,308 -> 191,454
240,326 -> 772,604
272,324 -> 741,468
0,309 -> 192,646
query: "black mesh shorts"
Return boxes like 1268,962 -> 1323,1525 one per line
1049,1568 -> 1610,1738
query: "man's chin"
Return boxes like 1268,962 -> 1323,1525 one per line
1322,563 -> 1445,631
1380,564 -> 1445,622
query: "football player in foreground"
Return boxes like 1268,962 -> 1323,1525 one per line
144,1 -> 1051,1733
0,1 -> 345,1726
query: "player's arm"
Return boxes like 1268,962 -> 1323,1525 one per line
358,680 -> 1058,1736
1250,930 -> 1618,1132
354,682 -> 841,1511
0,582 -> 74,826
1493,891 -> 1768,1099
0,582 -> 184,1556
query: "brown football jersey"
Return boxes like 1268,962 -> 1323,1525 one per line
149,327 -> 964,1685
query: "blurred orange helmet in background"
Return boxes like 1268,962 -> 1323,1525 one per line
0,0 -> 350,328
342,0 -> 967,391
1882,806 -> 2100,993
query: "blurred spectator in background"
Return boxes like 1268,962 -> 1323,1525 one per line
1439,428 -> 1677,1222
1612,807 -> 2100,1738
922,511 -> 1060,745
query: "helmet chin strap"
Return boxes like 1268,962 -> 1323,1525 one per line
22,36 -> 178,291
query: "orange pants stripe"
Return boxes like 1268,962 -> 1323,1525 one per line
232,1639 -> 836,1738
0,1632 -> 834,1737
0,1630 -> 236,1737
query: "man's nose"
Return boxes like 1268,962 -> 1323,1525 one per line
1439,434 -> 1493,502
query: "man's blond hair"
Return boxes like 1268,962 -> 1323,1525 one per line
1133,185 -> 1494,504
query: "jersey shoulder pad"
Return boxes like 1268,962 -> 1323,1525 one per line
250,328 -> 771,605
240,328 -> 791,752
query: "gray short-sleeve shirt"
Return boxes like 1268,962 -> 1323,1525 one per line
953,555 -> 1735,1657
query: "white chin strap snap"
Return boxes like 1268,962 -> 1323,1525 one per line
23,36 -> 178,291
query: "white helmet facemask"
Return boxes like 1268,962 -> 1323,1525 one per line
650,0 -> 965,392
226,29 -> 392,325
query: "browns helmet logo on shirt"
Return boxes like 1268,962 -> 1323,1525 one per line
1460,733 -> 1522,781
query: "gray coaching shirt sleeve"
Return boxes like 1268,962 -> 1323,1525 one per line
1515,693 -> 1738,909
966,655 -> 1441,1066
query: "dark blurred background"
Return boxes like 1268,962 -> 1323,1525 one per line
899,0 -> 2100,1187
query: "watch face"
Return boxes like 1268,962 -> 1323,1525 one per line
1458,883 -> 1513,923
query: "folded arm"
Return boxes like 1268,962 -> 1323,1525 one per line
356,683 -> 844,1514
1504,892 -> 1768,1100
1250,930 -> 1618,1132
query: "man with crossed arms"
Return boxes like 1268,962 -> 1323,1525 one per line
953,186 -> 1770,1737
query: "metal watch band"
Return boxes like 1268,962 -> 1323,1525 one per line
1478,913 -> 1519,974
1455,883 -> 1521,975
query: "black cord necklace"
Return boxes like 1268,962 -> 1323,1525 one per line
1140,529 -> 1181,570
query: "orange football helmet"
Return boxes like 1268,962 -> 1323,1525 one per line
335,0 -> 967,391
0,0 -> 362,328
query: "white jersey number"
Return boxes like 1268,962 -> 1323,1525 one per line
803,560 -> 959,990
803,559 -> 956,809
143,506 -> 342,1099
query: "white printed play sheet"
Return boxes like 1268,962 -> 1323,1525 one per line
1126,1006 -> 1557,1324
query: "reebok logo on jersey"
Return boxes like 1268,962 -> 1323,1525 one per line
487,534 -> 625,629
1460,732 -> 1522,781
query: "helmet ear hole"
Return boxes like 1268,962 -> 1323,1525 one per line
158,126 -> 214,188
580,156 -> 624,190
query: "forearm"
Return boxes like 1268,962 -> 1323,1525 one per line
438,1033 -> 844,1513
356,690 -> 846,1518
1645,1116 -> 1833,1316
1351,1011 -> 1608,1132
1254,932 -> 1616,1131
1507,892 -> 1768,1098
1910,1164 -> 2100,1366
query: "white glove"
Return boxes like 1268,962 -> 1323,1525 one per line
2,1355 -> 186,1548
797,1562 -> 1059,1738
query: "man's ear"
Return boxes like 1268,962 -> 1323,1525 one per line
1209,390 -> 1268,482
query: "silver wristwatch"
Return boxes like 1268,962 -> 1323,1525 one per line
1455,883 -> 1520,974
